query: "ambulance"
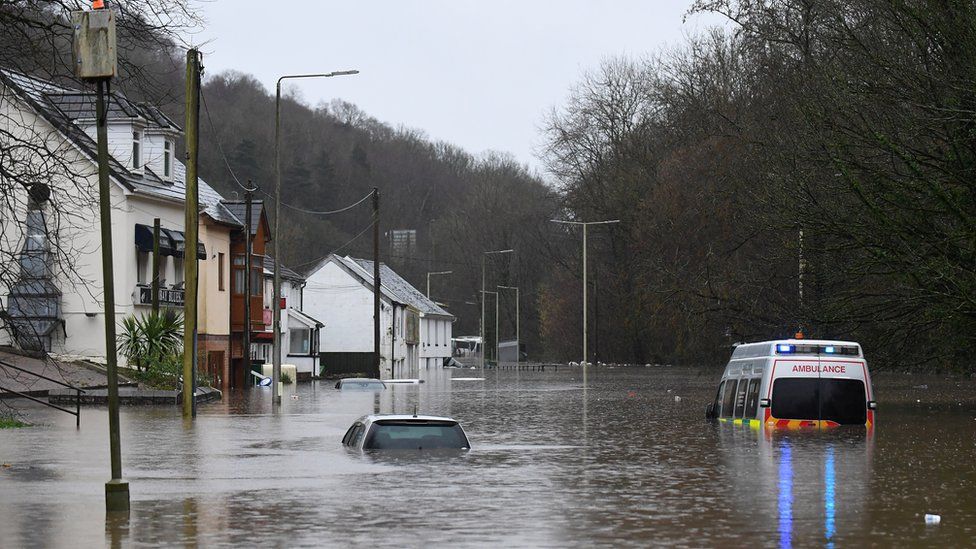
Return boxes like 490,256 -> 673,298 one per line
705,339 -> 876,428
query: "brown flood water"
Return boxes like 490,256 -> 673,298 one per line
1,365 -> 975,547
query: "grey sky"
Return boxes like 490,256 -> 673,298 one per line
193,1 -> 723,175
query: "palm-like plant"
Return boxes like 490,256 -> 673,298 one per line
118,310 -> 184,372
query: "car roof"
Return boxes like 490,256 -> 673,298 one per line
339,378 -> 385,383
355,414 -> 460,423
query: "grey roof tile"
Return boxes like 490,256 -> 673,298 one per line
349,257 -> 453,318
1,68 -> 230,222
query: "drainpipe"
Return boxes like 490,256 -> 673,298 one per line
390,304 -> 396,379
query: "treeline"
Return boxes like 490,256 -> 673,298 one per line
5,0 -> 973,370
195,73 -> 558,353
541,0 -> 976,370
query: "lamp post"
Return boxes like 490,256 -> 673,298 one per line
426,270 -> 453,299
550,219 -> 619,368
498,285 -> 519,369
481,249 -> 513,374
274,70 -> 358,405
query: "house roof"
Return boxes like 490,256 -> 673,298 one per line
262,255 -> 304,282
346,257 -> 454,319
222,200 -> 267,236
0,68 -> 239,229
305,254 -> 402,305
289,308 -> 324,328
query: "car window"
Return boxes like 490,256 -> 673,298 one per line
351,424 -> 366,447
342,423 -> 363,446
342,425 -> 355,445
363,421 -> 469,450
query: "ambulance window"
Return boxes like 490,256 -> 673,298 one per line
713,381 -> 725,416
744,378 -> 761,417
721,380 -> 738,418
772,379 -> 820,420
821,379 -> 867,424
733,379 -> 749,417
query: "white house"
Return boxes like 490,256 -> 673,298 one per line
0,69 -> 241,374
251,256 -> 323,380
303,254 -> 453,379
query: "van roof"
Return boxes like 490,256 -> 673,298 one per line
730,339 -> 862,360
738,339 -> 860,347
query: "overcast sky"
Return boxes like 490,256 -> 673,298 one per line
192,1 -> 724,175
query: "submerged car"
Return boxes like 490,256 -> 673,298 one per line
342,414 -> 471,451
334,378 -> 387,391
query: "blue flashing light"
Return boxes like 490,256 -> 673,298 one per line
777,344 -> 794,353
824,346 -> 835,354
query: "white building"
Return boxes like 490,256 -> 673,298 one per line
0,69 -> 241,371
250,256 -> 323,380
303,254 -> 453,378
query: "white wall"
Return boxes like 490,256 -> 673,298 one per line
419,316 -> 453,365
303,260 -> 407,376
0,89 -> 221,363
143,129 -> 177,182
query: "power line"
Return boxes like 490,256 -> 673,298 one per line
199,85 -> 255,193
288,215 -> 377,270
260,187 -> 373,216
201,86 -> 372,216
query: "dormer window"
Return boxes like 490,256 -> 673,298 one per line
132,132 -> 141,169
163,141 -> 172,179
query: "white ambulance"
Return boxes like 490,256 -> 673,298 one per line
705,339 -> 876,428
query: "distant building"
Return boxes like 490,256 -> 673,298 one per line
389,229 -> 417,257
303,254 -> 453,378
252,256 -> 322,381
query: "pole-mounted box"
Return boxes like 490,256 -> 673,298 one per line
71,9 -> 117,79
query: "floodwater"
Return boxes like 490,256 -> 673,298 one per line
2,366 -> 975,547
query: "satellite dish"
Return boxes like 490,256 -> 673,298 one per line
258,377 -> 272,387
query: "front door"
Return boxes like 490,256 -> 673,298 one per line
206,351 -> 224,386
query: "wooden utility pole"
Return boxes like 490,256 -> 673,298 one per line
372,187 -> 381,378
243,188 -> 253,388
182,48 -> 201,418
152,217 -> 160,313
72,1 -> 127,513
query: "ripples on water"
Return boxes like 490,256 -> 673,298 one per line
1,366 -> 974,547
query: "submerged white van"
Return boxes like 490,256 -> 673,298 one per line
705,339 -> 876,428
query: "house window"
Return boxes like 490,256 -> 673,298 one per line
136,251 -> 148,284
218,252 -> 225,291
132,132 -> 141,169
289,327 -> 310,354
174,257 -> 184,285
163,141 -> 172,178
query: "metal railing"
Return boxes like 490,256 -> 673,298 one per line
0,358 -> 85,428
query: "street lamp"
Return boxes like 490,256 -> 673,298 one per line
426,270 -> 453,299
550,219 -> 620,368
274,70 -> 358,405
481,249 -> 513,373
498,285 -> 519,369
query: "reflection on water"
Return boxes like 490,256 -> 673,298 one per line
0,367 -> 974,547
